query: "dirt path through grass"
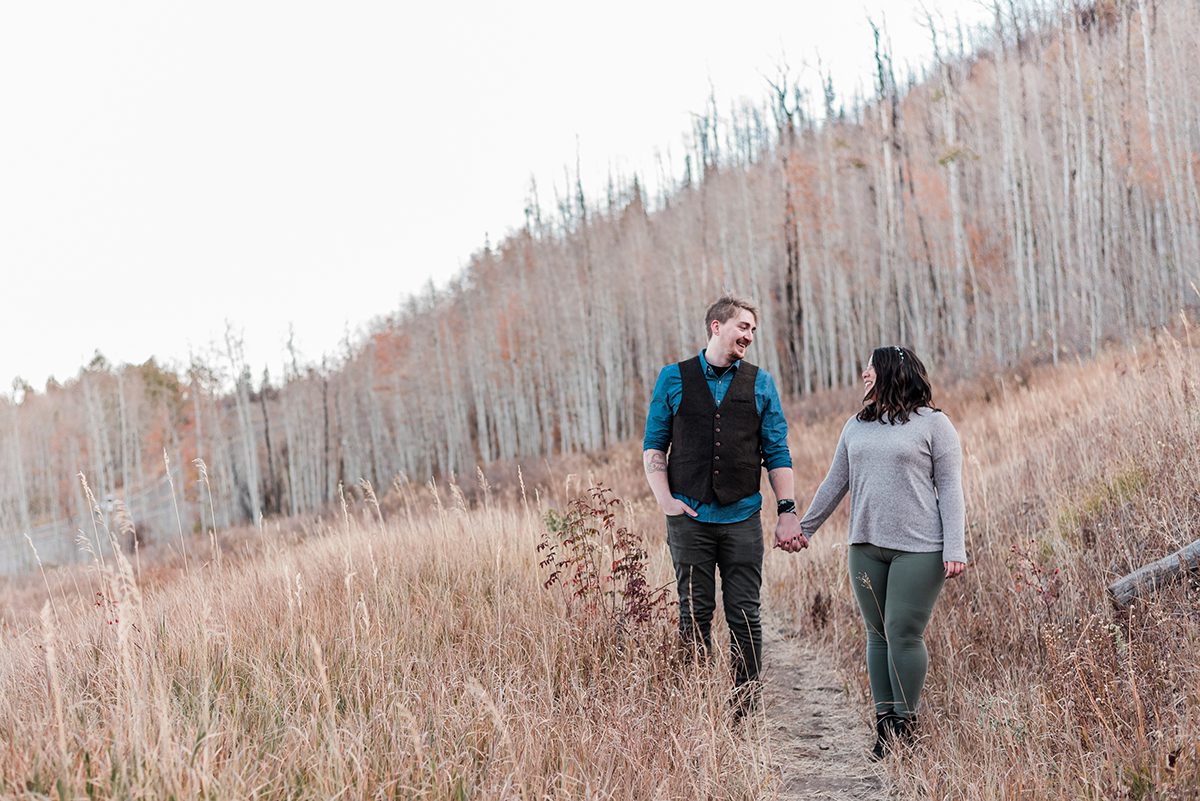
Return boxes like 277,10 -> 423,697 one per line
762,626 -> 892,800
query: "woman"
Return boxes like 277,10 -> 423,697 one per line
792,345 -> 966,758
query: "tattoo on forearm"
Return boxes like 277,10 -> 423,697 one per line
644,452 -> 668,474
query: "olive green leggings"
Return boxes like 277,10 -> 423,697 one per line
847,544 -> 946,718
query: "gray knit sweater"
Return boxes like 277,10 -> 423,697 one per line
798,407 -> 967,563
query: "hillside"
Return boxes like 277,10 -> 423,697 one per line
0,325 -> 1196,799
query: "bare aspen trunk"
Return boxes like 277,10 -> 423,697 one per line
259,370 -> 279,516
8,402 -> 31,533
226,333 -> 262,524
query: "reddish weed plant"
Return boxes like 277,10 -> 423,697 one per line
538,485 -> 674,633
1007,538 -> 1063,623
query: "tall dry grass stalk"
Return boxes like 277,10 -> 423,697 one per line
40,602 -> 67,774
193,458 -> 221,569
164,449 -> 191,575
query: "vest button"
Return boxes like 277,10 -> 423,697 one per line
714,455 -> 721,461
714,469 -> 720,475
715,427 -> 721,433
715,441 -> 721,447
715,413 -> 721,419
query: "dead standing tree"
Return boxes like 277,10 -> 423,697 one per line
769,70 -> 808,396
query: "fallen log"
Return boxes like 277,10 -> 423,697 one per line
1109,538 -> 1200,608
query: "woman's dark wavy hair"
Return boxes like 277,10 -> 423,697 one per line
857,345 -> 940,424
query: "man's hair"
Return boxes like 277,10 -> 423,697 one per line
704,296 -> 759,336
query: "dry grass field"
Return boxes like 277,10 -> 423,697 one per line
2,324 -> 1199,799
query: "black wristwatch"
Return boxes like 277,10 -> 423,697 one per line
777,499 -> 797,516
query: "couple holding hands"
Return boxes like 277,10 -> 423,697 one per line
642,296 -> 967,759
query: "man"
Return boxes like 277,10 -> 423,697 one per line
642,295 -> 806,711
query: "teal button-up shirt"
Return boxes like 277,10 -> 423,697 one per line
643,350 -> 791,523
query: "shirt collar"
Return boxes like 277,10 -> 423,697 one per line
699,349 -> 740,377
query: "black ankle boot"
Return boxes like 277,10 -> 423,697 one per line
889,713 -> 919,745
870,713 -> 896,761
729,681 -> 763,722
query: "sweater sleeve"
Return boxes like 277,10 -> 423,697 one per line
798,420 -> 851,537
931,413 -> 967,563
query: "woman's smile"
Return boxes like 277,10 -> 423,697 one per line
862,362 -> 876,400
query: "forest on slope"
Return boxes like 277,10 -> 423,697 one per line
2,0 -> 1197,565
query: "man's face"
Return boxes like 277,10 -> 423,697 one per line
708,308 -> 757,364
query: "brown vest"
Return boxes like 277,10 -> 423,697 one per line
667,357 -> 762,505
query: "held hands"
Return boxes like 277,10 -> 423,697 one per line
774,512 -> 808,552
944,561 -> 967,579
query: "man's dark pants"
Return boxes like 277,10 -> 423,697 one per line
665,511 -> 763,687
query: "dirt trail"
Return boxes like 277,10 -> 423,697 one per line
760,626 -> 892,800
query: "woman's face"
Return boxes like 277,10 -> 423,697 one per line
862,359 -> 876,401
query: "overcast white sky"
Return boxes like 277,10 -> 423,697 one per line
0,1 -> 992,391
